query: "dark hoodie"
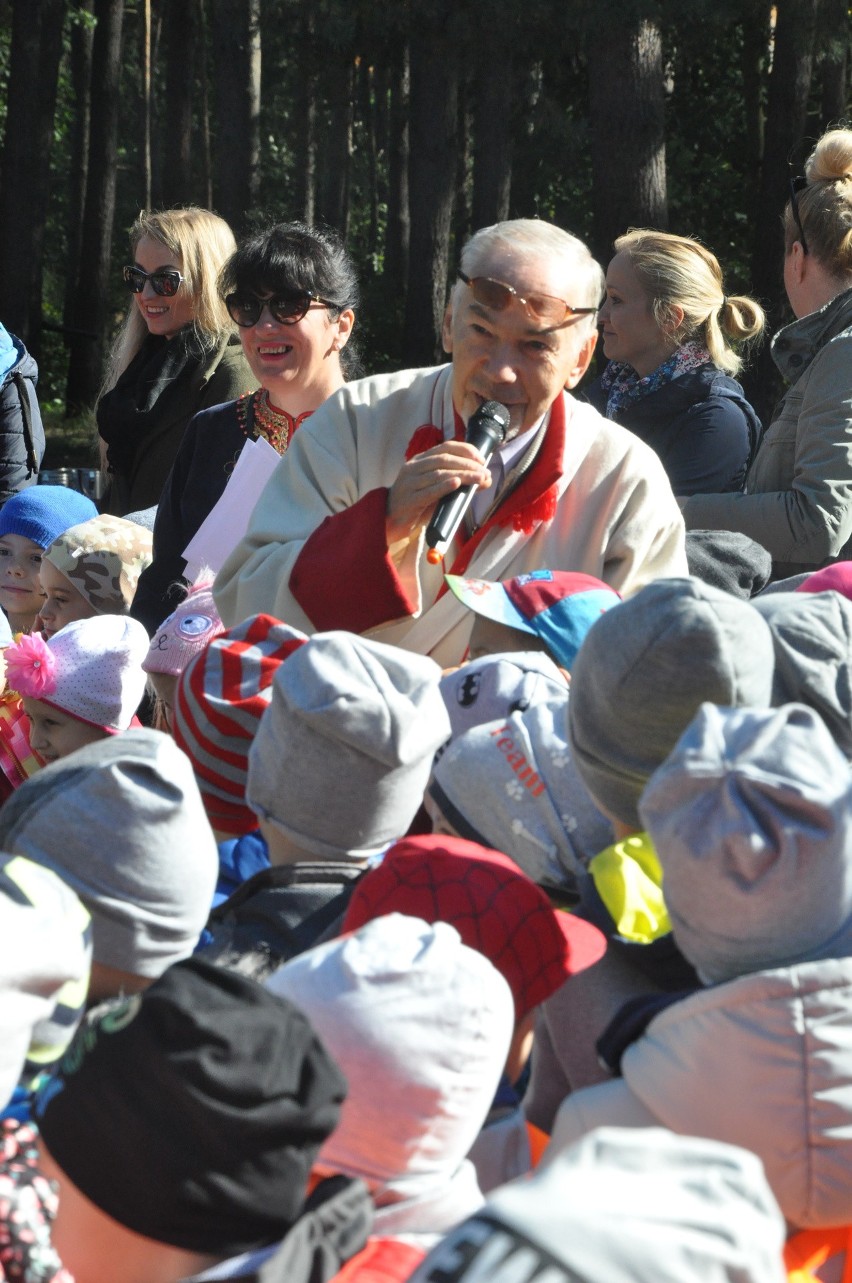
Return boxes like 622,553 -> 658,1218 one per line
0,327 -> 44,505
585,363 -> 761,497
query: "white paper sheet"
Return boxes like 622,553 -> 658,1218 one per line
182,434 -> 281,580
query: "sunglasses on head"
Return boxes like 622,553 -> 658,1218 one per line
458,270 -> 600,327
123,265 -> 185,297
225,291 -> 340,327
788,175 -> 810,255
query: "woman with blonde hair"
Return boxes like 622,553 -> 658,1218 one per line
97,208 -> 255,516
587,229 -> 765,495
683,128 -> 852,577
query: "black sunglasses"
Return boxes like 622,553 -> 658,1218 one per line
225,291 -> 340,327
458,270 -> 600,326
788,176 -> 810,256
123,265 -> 185,297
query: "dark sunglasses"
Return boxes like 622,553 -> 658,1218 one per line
788,176 -> 810,255
123,265 -> 185,297
458,270 -> 600,326
225,291 -> 340,327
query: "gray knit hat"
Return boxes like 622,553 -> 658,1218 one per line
753,589 -> 852,757
247,631 -> 451,860
428,701 -> 612,888
0,728 -> 218,978
568,578 -> 775,827
410,1127 -> 786,1283
639,702 -> 852,985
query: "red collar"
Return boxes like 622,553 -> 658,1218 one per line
405,397 -> 566,589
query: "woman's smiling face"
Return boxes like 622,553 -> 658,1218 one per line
133,235 -> 196,339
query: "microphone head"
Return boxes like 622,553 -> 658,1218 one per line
467,400 -> 510,447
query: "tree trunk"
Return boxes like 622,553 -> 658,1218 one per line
403,5 -> 460,366
817,0 -> 850,130
587,8 -> 667,264
198,0 -> 213,210
471,13 -> 514,229
319,55 -> 355,237
65,0 -> 124,415
141,0 -> 153,209
385,43 -> 410,292
161,0 -> 198,206
741,0 -> 771,222
211,0 -> 261,234
746,0 -> 818,423
63,0 -> 96,344
291,1 -> 317,225
0,0 -> 67,352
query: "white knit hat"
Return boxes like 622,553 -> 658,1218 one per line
267,914 -> 513,1228
5,615 -> 149,732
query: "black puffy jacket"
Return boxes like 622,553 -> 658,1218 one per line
0,334 -> 45,504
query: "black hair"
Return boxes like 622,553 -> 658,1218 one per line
220,222 -> 362,377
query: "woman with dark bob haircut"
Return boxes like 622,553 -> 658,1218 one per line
132,221 -> 360,633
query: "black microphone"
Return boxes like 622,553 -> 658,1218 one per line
425,401 -> 510,563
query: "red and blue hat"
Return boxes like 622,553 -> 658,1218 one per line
446,569 -> 620,670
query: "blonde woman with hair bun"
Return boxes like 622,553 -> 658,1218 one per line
588,229 -> 765,495
97,208 -> 256,517
683,127 -> 852,578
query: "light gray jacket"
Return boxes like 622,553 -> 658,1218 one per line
684,287 -> 852,577
547,957 -> 852,1229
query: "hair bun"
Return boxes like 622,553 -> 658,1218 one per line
806,128 -> 852,183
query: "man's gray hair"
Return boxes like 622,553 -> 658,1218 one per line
456,219 -> 604,328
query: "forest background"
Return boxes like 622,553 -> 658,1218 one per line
0,0 -> 849,463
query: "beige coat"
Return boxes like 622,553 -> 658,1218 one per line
684,287 -> 852,577
546,958 -> 852,1229
215,364 -> 687,666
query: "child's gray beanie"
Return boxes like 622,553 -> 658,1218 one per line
640,701 -> 852,984
247,630 -> 451,860
567,578 -> 775,827
0,728 -> 218,978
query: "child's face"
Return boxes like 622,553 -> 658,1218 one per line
0,534 -> 45,627
22,697 -> 108,765
467,614 -> 547,663
38,560 -> 97,637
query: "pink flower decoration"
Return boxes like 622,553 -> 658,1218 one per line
4,632 -> 57,699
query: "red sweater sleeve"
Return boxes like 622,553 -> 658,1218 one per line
289,487 -> 418,633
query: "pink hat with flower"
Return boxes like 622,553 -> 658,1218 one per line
5,616 -> 150,733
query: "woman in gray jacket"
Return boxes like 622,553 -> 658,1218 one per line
683,127 -> 852,579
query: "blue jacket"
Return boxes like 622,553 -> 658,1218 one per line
585,364 -> 761,496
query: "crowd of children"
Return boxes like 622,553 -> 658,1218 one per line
0,457 -> 850,1283
6,142 -> 852,1281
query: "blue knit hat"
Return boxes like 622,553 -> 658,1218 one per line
0,487 -> 98,550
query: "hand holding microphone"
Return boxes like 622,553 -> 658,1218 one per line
425,401 -> 510,564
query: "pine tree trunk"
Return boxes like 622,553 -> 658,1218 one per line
63,0 -> 95,345
0,0 -> 67,352
402,5 -> 460,366
746,0 -> 818,423
472,15 -> 514,229
65,0 -> 124,415
292,1 -> 317,225
160,0 -> 197,206
587,9 -> 667,264
385,43 -> 410,292
211,0 -> 261,234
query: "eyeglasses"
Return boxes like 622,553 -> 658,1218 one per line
458,270 -> 600,326
123,265 -> 185,297
225,291 -> 340,327
788,176 -> 810,255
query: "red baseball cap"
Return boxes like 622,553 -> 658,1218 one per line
342,834 -> 607,1021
